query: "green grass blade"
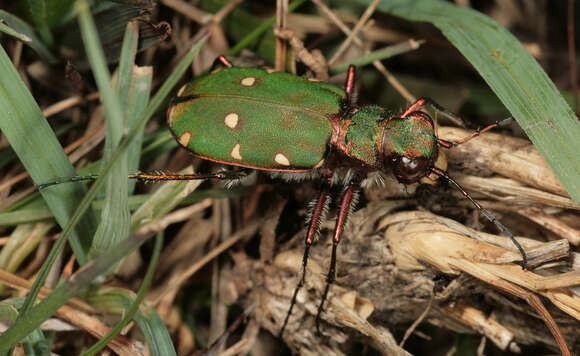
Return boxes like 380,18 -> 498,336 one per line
25,0 -> 53,46
0,44 -> 96,264
115,22 -> 152,195
0,208 -> 53,226
87,286 -> 177,356
125,65 -> 152,193
0,300 -> 49,356
84,5 -> 131,257
0,18 -> 31,42
329,40 -> 423,74
116,21 -> 139,115
360,0 -> 580,202
80,232 -> 165,356
0,10 -> 57,63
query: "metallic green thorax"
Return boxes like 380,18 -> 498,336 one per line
168,67 -> 346,170
382,116 -> 437,161
339,105 -> 388,167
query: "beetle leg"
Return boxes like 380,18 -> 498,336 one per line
210,55 -> 234,71
130,170 -> 248,182
401,97 -> 465,127
344,65 -> 356,103
315,181 -> 359,336
279,179 -> 331,337
401,98 -> 427,117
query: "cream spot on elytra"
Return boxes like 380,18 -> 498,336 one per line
313,159 -> 325,168
275,153 -> 291,166
179,131 -> 192,146
231,143 -> 242,160
176,84 -> 188,96
240,77 -> 256,86
224,112 -> 239,129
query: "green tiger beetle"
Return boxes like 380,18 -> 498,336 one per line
39,55 -> 528,337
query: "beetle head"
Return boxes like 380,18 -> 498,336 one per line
379,111 -> 438,183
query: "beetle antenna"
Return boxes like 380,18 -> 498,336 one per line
37,170 -> 249,190
438,117 -> 514,148
429,167 -> 528,269
37,174 -> 100,189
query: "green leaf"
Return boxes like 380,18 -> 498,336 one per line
358,0 -> 580,202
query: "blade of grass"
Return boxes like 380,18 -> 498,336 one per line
80,232 -> 165,356
89,288 -> 176,356
26,0 -> 54,46
0,42 -> 97,265
125,66 -> 152,193
359,0 -> 580,202
329,40 -> 423,74
0,19 -> 31,42
0,300 -> 48,355
84,1 -> 130,258
0,10 -> 57,63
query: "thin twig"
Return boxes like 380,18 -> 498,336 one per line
275,0 -> 289,72
399,294 -> 433,347
328,0 -> 379,66
42,92 -> 100,118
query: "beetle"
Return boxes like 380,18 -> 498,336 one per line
165,56 -> 528,335
39,55 -> 528,336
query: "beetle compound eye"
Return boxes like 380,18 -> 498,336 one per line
394,156 -> 429,183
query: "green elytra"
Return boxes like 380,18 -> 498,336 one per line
167,67 -> 437,175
